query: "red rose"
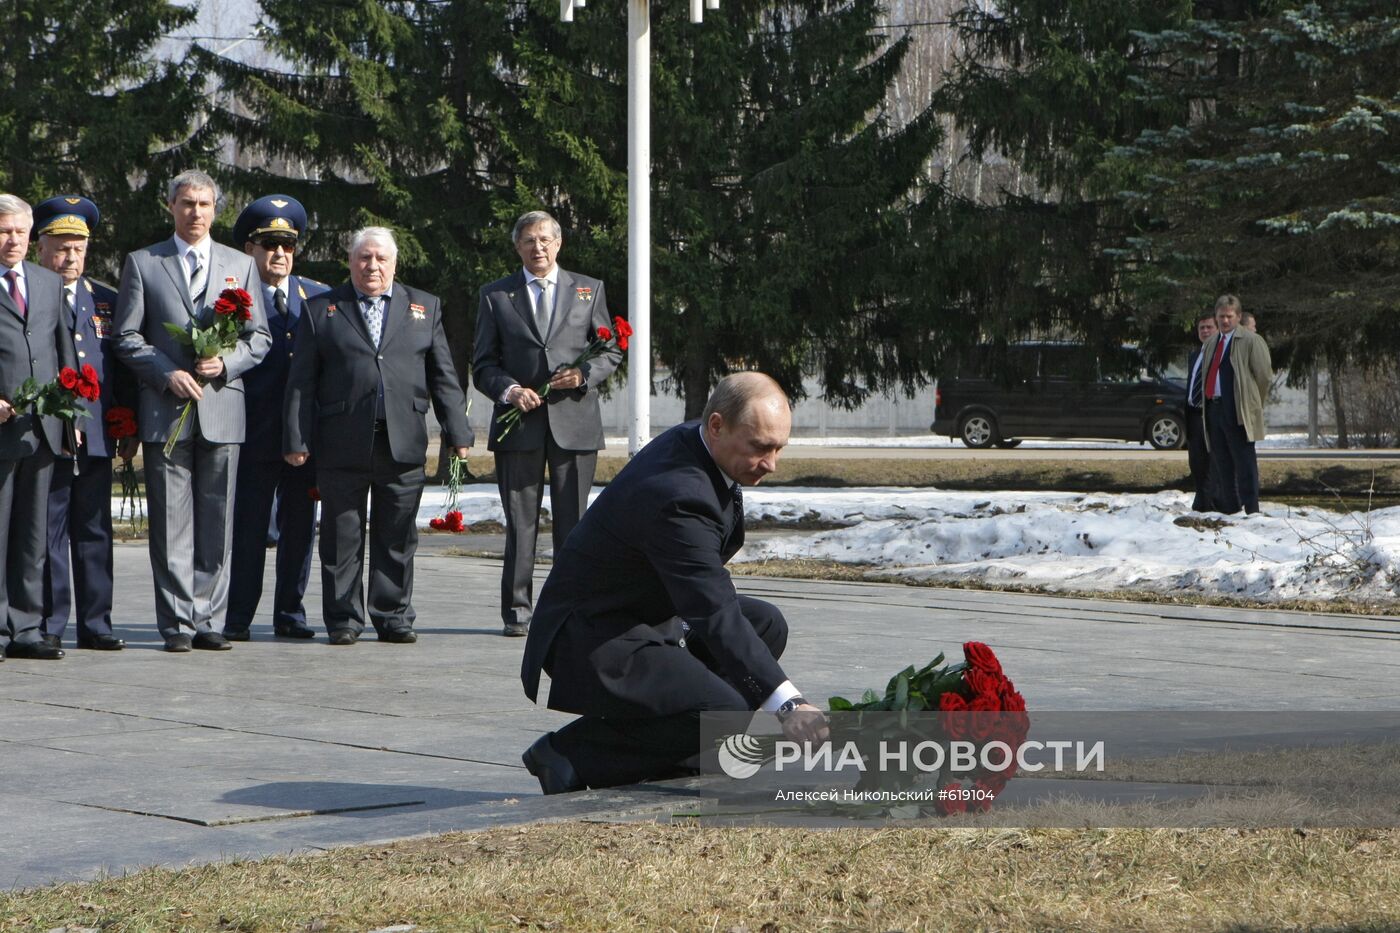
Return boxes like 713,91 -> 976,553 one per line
81,363 -> 99,385
213,297 -> 238,317
231,288 -> 253,308
963,641 -> 1003,676
59,367 -> 80,390
79,381 -> 100,402
938,692 -> 970,740
968,695 -> 1000,741
106,407 -> 138,439
965,667 -> 1004,702
597,326 -> 612,341
1000,688 -> 1026,713
936,783 -> 967,816
937,692 -> 968,712
307,487 -> 321,502
242,308 -> 253,322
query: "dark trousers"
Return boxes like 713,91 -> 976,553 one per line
1186,405 -> 1215,512
228,457 -> 317,632
495,436 -> 596,625
1205,399 -> 1260,514
316,427 -> 425,635
549,596 -> 789,789
42,450 -> 116,641
0,444 -> 55,650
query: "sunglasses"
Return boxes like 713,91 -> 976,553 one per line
255,238 -> 297,254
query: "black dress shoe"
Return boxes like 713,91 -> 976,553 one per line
191,631 -> 232,651
522,734 -> 585,795
377,628 -> 418,644
273,624 -> 316,639
40,633 -> 62,649
222,627 -> 251,642
76,633 -> 125,651
164,634 -> 192,652
7,641 -> 65,660
502,620 -> 529,637
327,630 -> 359,646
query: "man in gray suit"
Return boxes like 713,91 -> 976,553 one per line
473,211 -> 619,637
284,227 -> 473,645
115,170 -> 271,652
0,194 -> 76,661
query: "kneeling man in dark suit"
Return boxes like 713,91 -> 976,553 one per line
520,372 -> 828,793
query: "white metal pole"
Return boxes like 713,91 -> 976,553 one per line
627,0 -> 651,454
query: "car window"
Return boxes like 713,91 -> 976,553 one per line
1040,345 -> 1096,381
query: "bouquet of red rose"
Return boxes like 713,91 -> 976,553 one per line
105,406 -> 143,532
829,641 -> 1028,816
495,316 -> 632,441
9,364 -> 100,423
161,287 -> 253,456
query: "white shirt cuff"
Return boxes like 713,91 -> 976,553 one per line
759,680 -> 802,713
499,384 -> 518,404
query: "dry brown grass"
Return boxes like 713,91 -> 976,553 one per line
2,824 -> 1397,932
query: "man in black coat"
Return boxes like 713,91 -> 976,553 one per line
284,227 -> 473,644
0,194 -> 76,661
520,372 -> 828,793
1184,311 -> 1217,512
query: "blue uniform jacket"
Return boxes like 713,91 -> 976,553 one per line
242,275 -> 329,462
68,277 -> 137,459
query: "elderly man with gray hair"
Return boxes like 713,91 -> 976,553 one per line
284,226 -> 473,646
114,170 -> 271,653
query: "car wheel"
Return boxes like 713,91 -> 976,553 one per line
959,412 -> 999,449
994,438 -> 1023,449
1147,413 -> 1185,450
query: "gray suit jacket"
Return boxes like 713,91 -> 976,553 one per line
472,267 -> 618,452
114,238 -> 271,444
0,261 -> 77,459
284,281 -> 474,470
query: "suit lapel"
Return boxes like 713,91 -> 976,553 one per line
377,288 -> 409,351
0,269 -> 20,320
549,270 -> 577,344
337,290 -> 376,350
200,246 -> 229,324
508,271 -> 545,345
161,247 -> 195,318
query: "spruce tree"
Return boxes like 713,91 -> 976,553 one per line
0,0 -> 210,278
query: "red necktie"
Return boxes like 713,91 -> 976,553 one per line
4,270 -> 25,319
1204,334 -> 1227,399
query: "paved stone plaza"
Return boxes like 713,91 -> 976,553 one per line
2,540 -> 1398,888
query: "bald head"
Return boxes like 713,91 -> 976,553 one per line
702,373 -> 790,486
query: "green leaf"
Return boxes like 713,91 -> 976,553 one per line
828,696 -> 854,712
162,322 -> 193,346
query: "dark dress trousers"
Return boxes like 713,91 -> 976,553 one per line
521,421 -> 791,789
1184,348 -> 1215,513
228,276 -> 329,635
473,268 -> 619,627
1204,337 -> 1258,514
0,261 -> 76,652
284,282 -> 474,636
43,277 -> 136,642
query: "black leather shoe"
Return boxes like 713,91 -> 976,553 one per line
164,634 -> 192,652
377,628 -> 418,644
191,631 -> 232,651
503,620 -> 529,637
6,641 -> 65,660
76,633 -> 125,651
522,734 -> 585,795
328,630 -> 359,646
40,633 -> 62,649
274,624 -> 316,639
222,627 -> 251,642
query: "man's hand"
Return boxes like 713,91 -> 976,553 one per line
507,385 -> 543,412
118,437 -> 139,461
453,446 -> 471,459
548,366 -> 584,392
0,399 -> 13,423
780,704 -> 830,745
194,356 -> 225,379
167,371 -> 204,400
285,452 -> 309,467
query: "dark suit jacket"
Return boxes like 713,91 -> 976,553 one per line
472,267 -> 618,452
521,421 -> 789,717
284,281 -> 474,470
0,261 -> 77,460
66,277 -> 137,459
243,275 -> 329,462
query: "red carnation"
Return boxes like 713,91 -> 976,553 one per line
613,316 -> 633,338
444,510 -> 465,533
58,367 -> 80,390
617,335 -> 629,351
963,641 -> 1003,676
429,517 -> 446,531
106,407 -> 138,439
213,297 -> 238,317
597,326 -> 612,341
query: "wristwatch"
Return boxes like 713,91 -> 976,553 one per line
776,696 -> 808,720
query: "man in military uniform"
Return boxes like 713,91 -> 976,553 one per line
34,196 -> 136,651
226,195 -> 328,640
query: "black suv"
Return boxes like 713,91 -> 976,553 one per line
930,342 -> 1187,449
